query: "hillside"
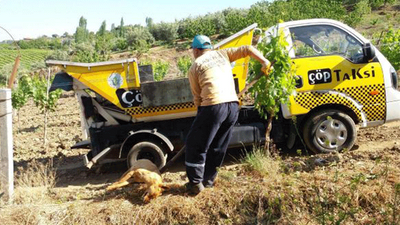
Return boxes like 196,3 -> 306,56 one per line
356,3 -> 400,38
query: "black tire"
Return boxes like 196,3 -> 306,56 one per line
127,141 -> 167,169
303,109 -> 356,153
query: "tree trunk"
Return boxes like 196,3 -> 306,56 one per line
43,68 -> 51,147
264,111 -> 274,154
43,109 -> 48,146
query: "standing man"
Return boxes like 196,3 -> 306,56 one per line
185,35 -> 270,194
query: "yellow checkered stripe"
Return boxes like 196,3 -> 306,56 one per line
295,92 -> 363,120
338,84 -> 386,121
294,84 -> 386,122
124,102 -> 196,117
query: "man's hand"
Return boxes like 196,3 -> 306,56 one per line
261,60 -> 272,76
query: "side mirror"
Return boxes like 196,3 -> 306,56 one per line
362,43 -> 376,62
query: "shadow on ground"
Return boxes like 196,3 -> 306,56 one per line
14,145 -> 307,188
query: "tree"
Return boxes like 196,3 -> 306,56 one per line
120,17 -> 125,37
73,42 -> 99,63
97,20 -> 107,36
79,16 -> 87,28
95,32 -> 113,61
31,75 -> 62,145
221,8 -> 250,36
146,17 -> 153,27
149,22 -> 178,44
248,25 -> 296,152
62,32 -> 69,38
111,23 -> 117,36
126,26 -> 155,47
75,16 -> 89,43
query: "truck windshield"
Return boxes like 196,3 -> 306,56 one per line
289,25 -> 364,63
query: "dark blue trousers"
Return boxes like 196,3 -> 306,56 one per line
185,102 -> 239,185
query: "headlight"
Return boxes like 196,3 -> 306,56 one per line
390,67 -> 399,90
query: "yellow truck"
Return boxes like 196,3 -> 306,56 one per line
47,19 -> 400,168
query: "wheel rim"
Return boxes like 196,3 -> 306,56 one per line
315,118 -> 348,149
137,148 -> 159,163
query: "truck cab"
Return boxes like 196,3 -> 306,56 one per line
272,19 -> 400,153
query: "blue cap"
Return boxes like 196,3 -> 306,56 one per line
191,35 -> 212,49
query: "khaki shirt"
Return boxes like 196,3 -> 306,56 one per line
188,46 -> 252,107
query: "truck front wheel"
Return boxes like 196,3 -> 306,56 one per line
303,109 -> 356,153
127,142 -> 167,169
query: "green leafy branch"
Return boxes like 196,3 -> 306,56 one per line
248,25 -> 297,151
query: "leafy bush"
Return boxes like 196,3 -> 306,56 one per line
140,59 -> 169,81
0,63 -> 12,86
178,13 -> 225,39
268,0 -> 347,25
132,39 -> 150,56
46,50 -> 70,61
177,18 -> 195,39
369,0 -> 394,9
153,60 -> 170,81
95,33 -> 113,61
18,37 -> 63,50
249,27 -> 296,118
149,22 -> 178,44
249,24 -> 297,150
221,8 -> 250,36
12,75 -> 33,110
0,63 -> 29,87
29,61 -> 47,71
126,26 -> 155,49
177,56 -> 192,77
111,37 -> 128,51
31,76 -> 62,113
343,0 -> 396,9
345,0 -> 371,26
72,42 -> 99,63
247,1 -> 271,29
378,28 -> 400,70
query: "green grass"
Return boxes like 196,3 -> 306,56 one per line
0,49 -> 51,69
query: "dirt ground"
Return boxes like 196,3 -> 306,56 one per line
2,76 -> 400,224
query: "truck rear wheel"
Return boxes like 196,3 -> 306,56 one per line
127,142 -> 167,169
303,109 -> 356,153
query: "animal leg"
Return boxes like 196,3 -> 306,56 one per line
106,171 -> 136,191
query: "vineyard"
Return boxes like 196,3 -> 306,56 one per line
0,49 -> 51,69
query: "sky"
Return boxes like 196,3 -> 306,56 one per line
0,0 -> 262,41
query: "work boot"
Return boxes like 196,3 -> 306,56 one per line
185,182 -> 204,195
202,180 -> 214,188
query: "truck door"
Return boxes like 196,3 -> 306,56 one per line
285,24 -> 386,153
288,24 -> 386,125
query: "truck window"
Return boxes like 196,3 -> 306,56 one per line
290,25 -> 364,63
